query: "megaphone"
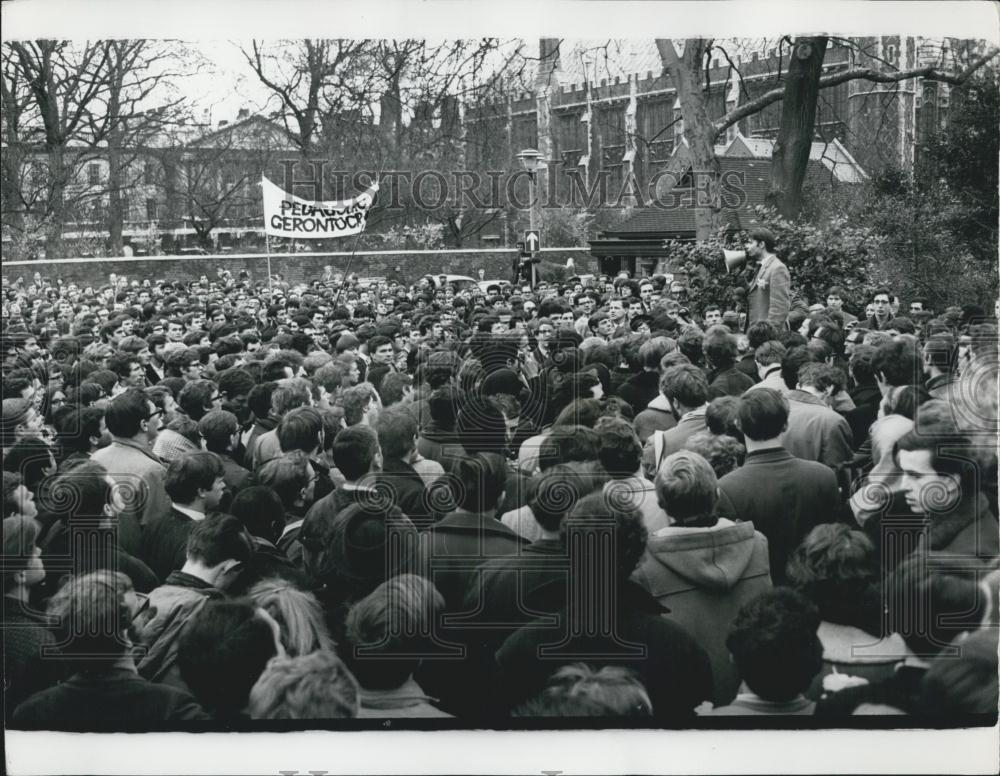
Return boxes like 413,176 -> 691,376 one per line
723,249 -> 748,273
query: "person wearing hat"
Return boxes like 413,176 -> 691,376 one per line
629,314 -> 654,336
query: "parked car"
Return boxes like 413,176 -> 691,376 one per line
477,279 -> 512,295
422,274 -> 479,292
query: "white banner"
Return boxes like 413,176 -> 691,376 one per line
262,176 -> 378,239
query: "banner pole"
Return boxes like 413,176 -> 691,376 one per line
265,232 -> 273,291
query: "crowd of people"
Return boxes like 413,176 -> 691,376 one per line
2,226 -> 998,729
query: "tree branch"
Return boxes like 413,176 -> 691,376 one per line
714,46 -> 1000,138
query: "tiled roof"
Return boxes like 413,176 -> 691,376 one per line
723,134 -> 868,182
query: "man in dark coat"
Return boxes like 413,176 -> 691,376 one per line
376,406 -> 442,530
716,389 -> 840,585
614,339 -> 671,414
492,492 -> 713,723
141,452 -> 227,582
843,344 -> 882,450
12,569 -> 208,730
415,453 -> 527,609
895,419 -> 999,573
705,325 -> 756,399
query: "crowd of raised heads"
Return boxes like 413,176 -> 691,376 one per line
1,263 -> 998,729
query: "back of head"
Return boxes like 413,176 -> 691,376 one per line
271,377 -> 313,417
886,558 -> 985,657
639,338 -> 672,370
198,409 -> 239,454
780,346 -> 815,391
872,338 -> 923,388
48,460 -> 112,521
256,451 -> 312,510
754,340 -> 786,368
513,663 -> 653,718
248,578 -> 333,657
655,450 -> 718,525
230,486 -> 285,543
593,416 -> 642,477
449,453 -> 508,513
455,397 -> 508,456
528,461 -> 606,534
786,523 -> 876,627
705,395 -> 743,439
427,385 -> 462,430
248,651 -> 359,719
726,589 -> 823,702
747,321 -> 779,351
680,431 -> 746,479
177,600 -> 277,717
537,425 -> 600,471
45,569 -> 134,663
277,406 -> 323,454
164,451 -> 224,505
737,388 -> 788,442
660,364 -> 708,408
375,405 -> 417,460
331,425 -> 380,481
185,512 -> 254,567
565,491 -> 647,580
923,332 -> 959,373
703,325 -> 738,368
103,387 -> 150,438
343,574 -> 444,690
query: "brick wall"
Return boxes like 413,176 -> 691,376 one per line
5,248 -> 597,288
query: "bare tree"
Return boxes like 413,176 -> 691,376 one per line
2,40 -> 192,258
172,116 -> 290,250
653,37 -> 1000,236
241,39 -> 369,155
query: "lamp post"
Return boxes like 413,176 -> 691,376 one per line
516,148 -> 542,288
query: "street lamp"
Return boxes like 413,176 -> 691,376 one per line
516,148 -> 543,178
515,149 -> 543,288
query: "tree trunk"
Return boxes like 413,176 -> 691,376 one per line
767,37 -> 829,218
44,144 -> 66,259
655,39 -> 722,241
105,47 -> 125,256
107,129 -> 125,256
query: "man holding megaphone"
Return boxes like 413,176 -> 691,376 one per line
723,227 -> 791,331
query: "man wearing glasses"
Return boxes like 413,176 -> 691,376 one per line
533,319 -> 555,364
866,288 -> 895,331
90,389 -> 170,556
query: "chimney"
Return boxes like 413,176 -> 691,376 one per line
238,108 -> 250,120
537,38 -> 561,84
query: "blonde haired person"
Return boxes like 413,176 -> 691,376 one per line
248,578 -> 335,657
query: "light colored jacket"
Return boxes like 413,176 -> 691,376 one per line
91,438 -> 170,556
783,390 -> 853,469
634,518 -> 772,704
747,254 -> 791,328
138,575 -> 223,684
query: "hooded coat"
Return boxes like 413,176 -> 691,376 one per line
632,393 -> 677,444
633,518 -> 772,704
